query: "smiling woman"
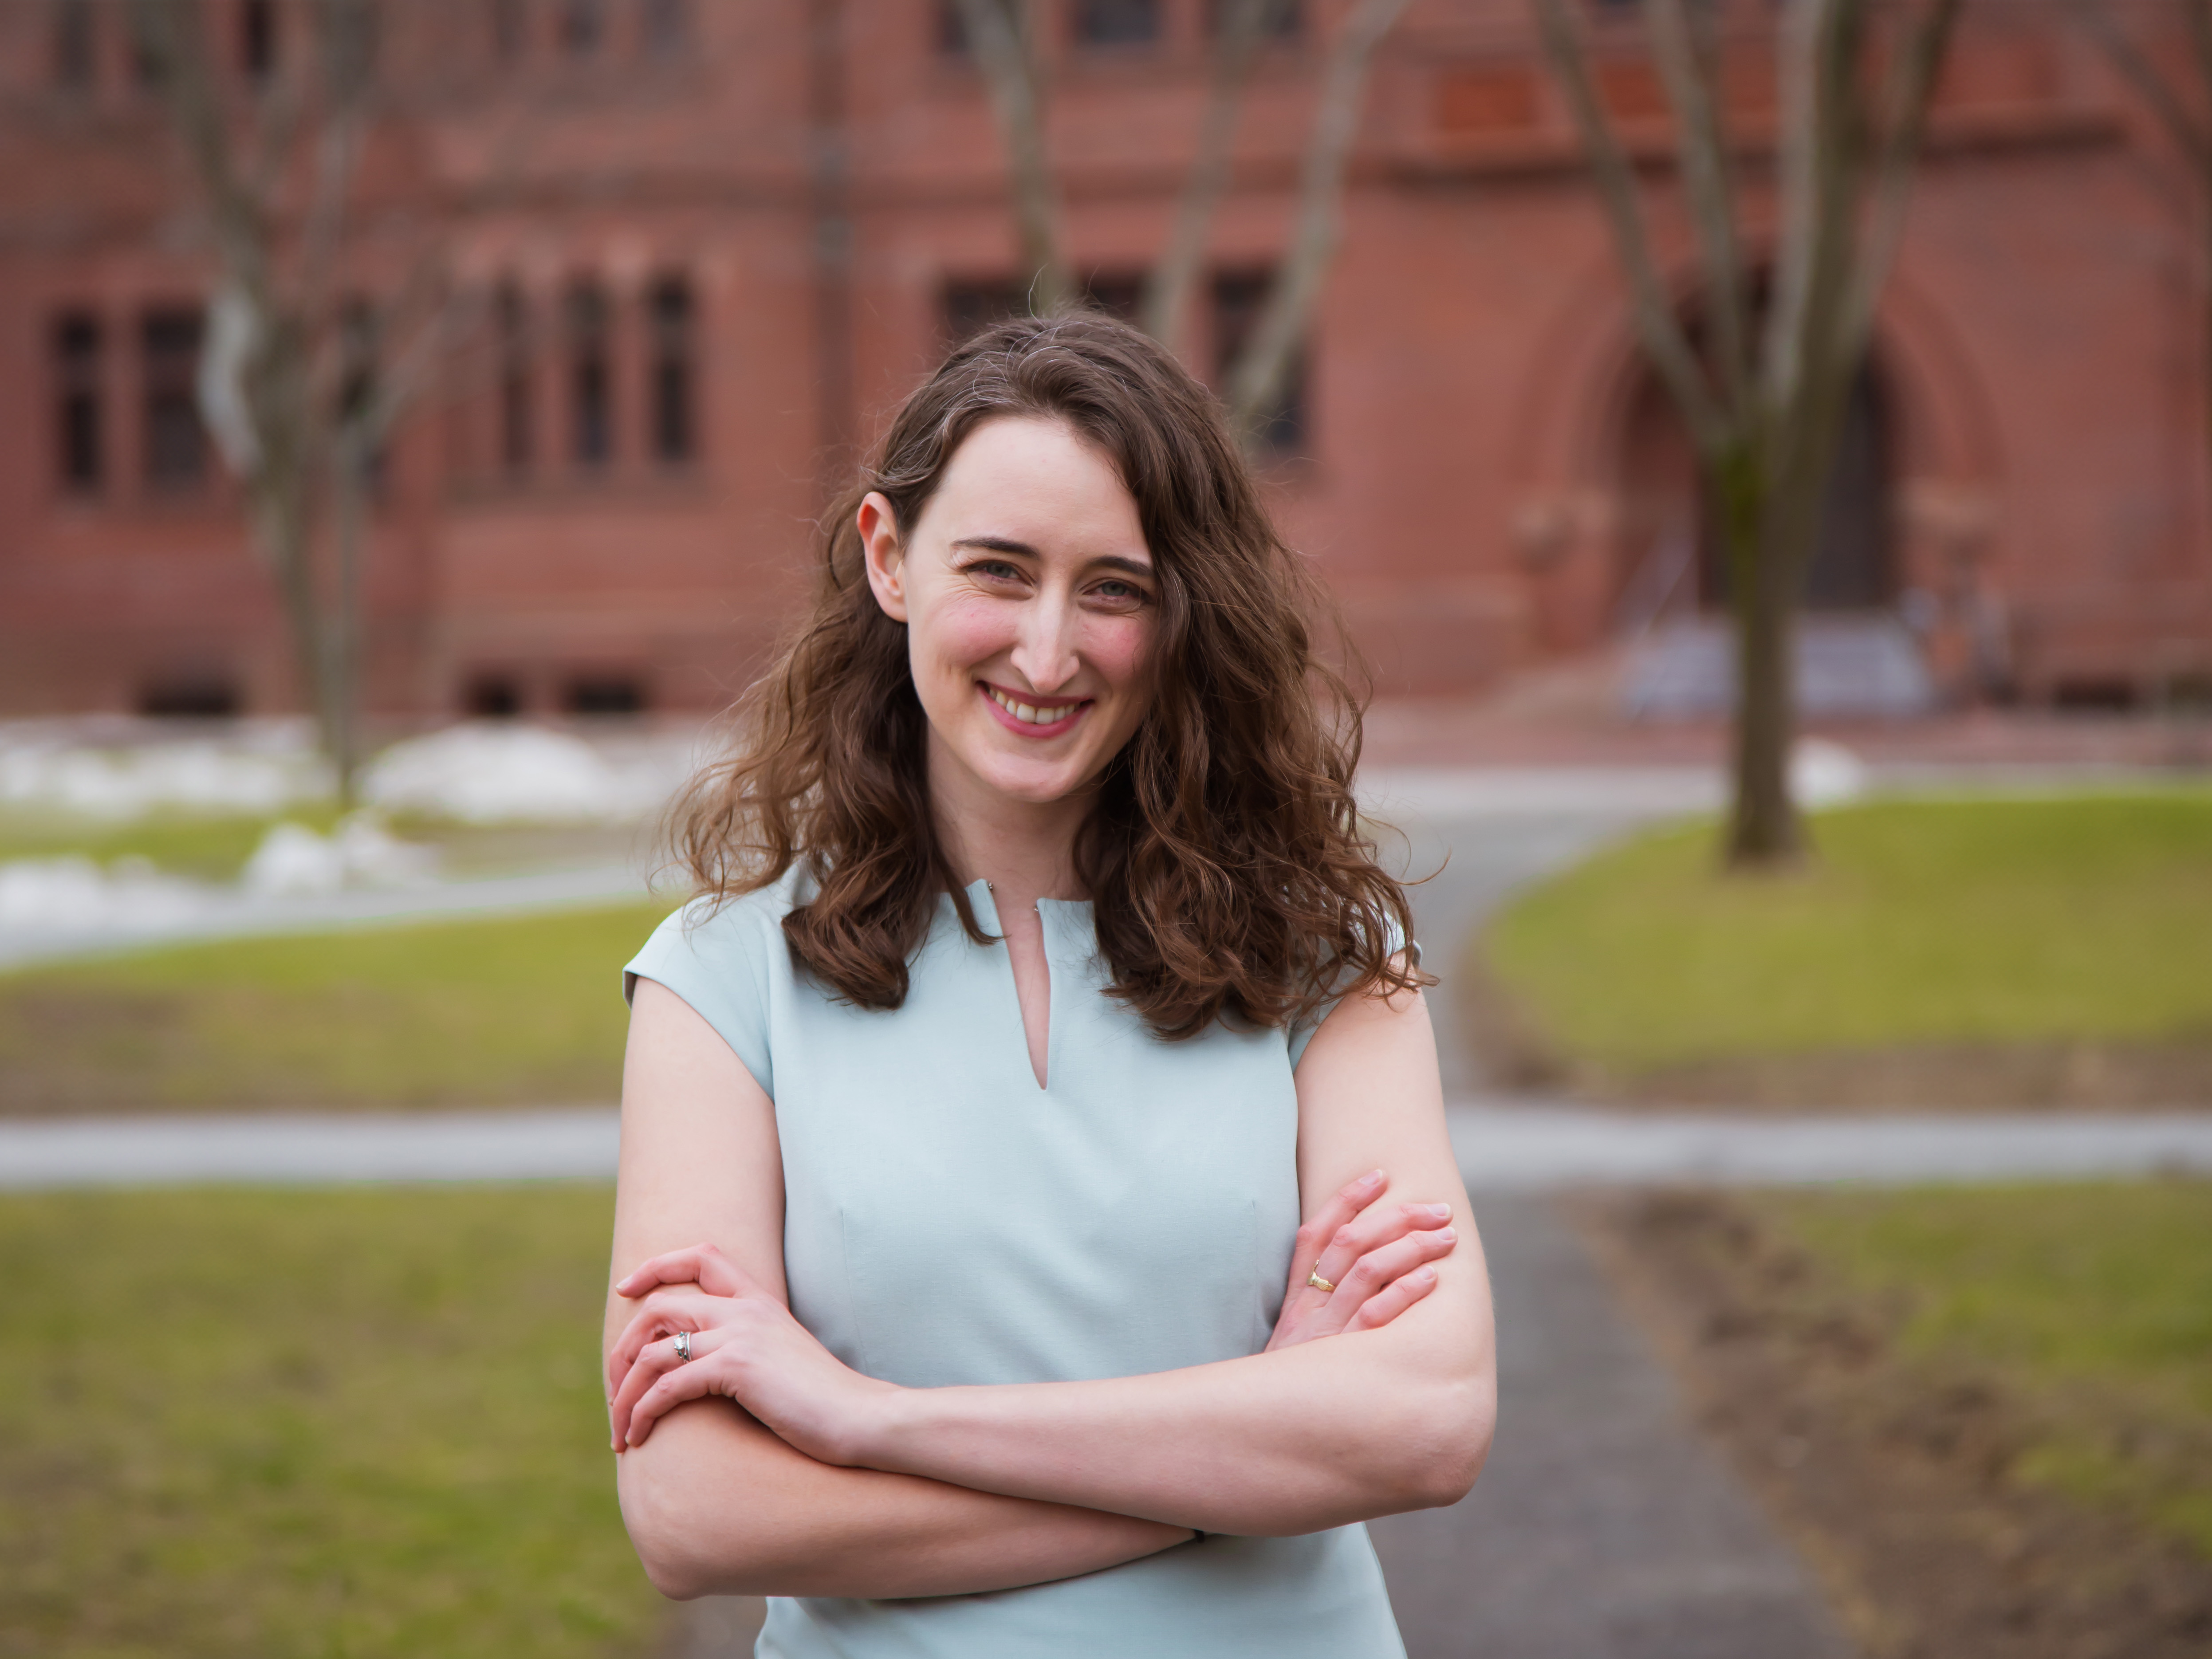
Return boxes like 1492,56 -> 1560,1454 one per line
606,315 -> 1495,1659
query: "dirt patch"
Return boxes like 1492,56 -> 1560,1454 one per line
1572,1190 -> 2212,1659
1458,957 -> 2212,1111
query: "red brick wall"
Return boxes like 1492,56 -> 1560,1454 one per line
0,0 -> 2204,717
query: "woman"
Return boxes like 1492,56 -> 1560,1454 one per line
603,314 -> 1496,1657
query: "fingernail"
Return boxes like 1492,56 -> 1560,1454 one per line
1417,1266 -> 1437,1283
1437,1227 -> 1456,1243
1362,1169 -> 1385,1187
1424,1204 -> 1451,1219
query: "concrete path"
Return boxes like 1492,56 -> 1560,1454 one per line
1370,1192 -> 1851,1659
8,1103 -> 2212,1191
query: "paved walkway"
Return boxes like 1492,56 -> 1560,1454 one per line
7,1103 -> 2211,1191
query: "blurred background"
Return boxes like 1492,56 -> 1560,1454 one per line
0,0 -> 2208,1655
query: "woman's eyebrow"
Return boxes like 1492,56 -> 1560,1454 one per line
950,535 -> 1039,557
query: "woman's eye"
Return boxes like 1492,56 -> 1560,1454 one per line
972,561 -> 1023,582
1093,581 -> 1148,605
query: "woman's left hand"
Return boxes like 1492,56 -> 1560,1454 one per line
606,1243 -> 896,1459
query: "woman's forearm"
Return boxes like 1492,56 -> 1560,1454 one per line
620,1399 -> 1194,1600
850,1317 -> 1495,1537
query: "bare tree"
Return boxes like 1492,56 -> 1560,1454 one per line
2076,0 -> 2212,494
126,0 -> 476,805
956,0 -> 1413,444
1532,0 -> 1959,866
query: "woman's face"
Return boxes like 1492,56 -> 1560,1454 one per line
859,416 -> 1158,811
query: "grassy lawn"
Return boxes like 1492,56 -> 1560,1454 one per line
0,1184 -> 662,1659
1483,790 -> 2212,1077
1751,1181 -> 2212,1558
0,902 -> 674,1113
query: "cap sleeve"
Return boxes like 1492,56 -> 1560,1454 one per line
1287,911 -> 1420,1073
624,898 -> 778,1101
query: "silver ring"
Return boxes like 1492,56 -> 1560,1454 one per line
673,1330 -> 692,1364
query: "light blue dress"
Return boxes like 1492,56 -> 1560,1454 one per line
625,868 -> 1407,1659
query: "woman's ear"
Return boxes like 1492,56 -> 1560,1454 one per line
858,493 -> 909,623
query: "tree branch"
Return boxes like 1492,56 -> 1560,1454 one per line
1225,0 -> 1414,437
1840,0 -> 1961,360
1142,0 -> 1273,351
1647,0 -> 1750,415
1529,0 -> 1725,451
2074,0 -> 2212,167
950,0 -> 1073,313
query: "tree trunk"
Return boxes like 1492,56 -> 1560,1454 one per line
1716,441 -> 1807,866
329,438 -> 371,811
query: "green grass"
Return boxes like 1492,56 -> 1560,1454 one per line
1484,790 -> 2212,1071
0,902 -> 674,1112
1753,1181 -> 2212,1557
0,1184 -> 661,1659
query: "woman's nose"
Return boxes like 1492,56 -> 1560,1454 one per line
1009,593 -> 1080,693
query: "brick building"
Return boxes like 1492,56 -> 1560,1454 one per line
1,0 -> 2206,719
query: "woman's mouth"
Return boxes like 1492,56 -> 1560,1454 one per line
980,682 -> 1090,737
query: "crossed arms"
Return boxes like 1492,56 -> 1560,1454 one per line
603,974 -> 1497,1601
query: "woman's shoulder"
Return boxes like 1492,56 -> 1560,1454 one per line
630,864 -> 818,989
624,866 -> 814,1101
652,865 -> 813,953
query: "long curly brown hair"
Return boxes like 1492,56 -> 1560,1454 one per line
667,313 -> 1424,1040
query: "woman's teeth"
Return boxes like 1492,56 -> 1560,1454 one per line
988,686 -> 1080,726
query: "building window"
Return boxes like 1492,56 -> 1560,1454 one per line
567,281 -> 612,467
52,0 -> 97,89
52,312 -> 104,493
465,672 -> 523,717
560,0 -> 603,55
1074,0 -> 1159,47
943,278 -> 1027,343
565,675 -> 645,715
139,675 -> 240,718
1204,0 -> 1300,39
641,0 -> 689,56
1212,271 -> 1306,455
646,275 -> 695,465
325,0 -> 380,88
496,283 -> 532,474
240,0 -> 278,80
491,0 -> 528,60
142,307 -> 208,488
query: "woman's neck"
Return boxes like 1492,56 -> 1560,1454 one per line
926,734 -> 1093,906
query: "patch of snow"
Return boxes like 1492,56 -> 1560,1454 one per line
0,733 -> 327,819
0,855 -> 222,932
240,816 -> 440,897
1790,738 -> 1869,808
360,723 -> 682,824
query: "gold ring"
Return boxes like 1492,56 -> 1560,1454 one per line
1307,1269 -> 1335,1293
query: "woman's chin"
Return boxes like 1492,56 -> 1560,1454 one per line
962,750 -> 1102,810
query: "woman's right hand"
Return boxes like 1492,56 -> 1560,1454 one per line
1265,1169 -> 1457,1352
